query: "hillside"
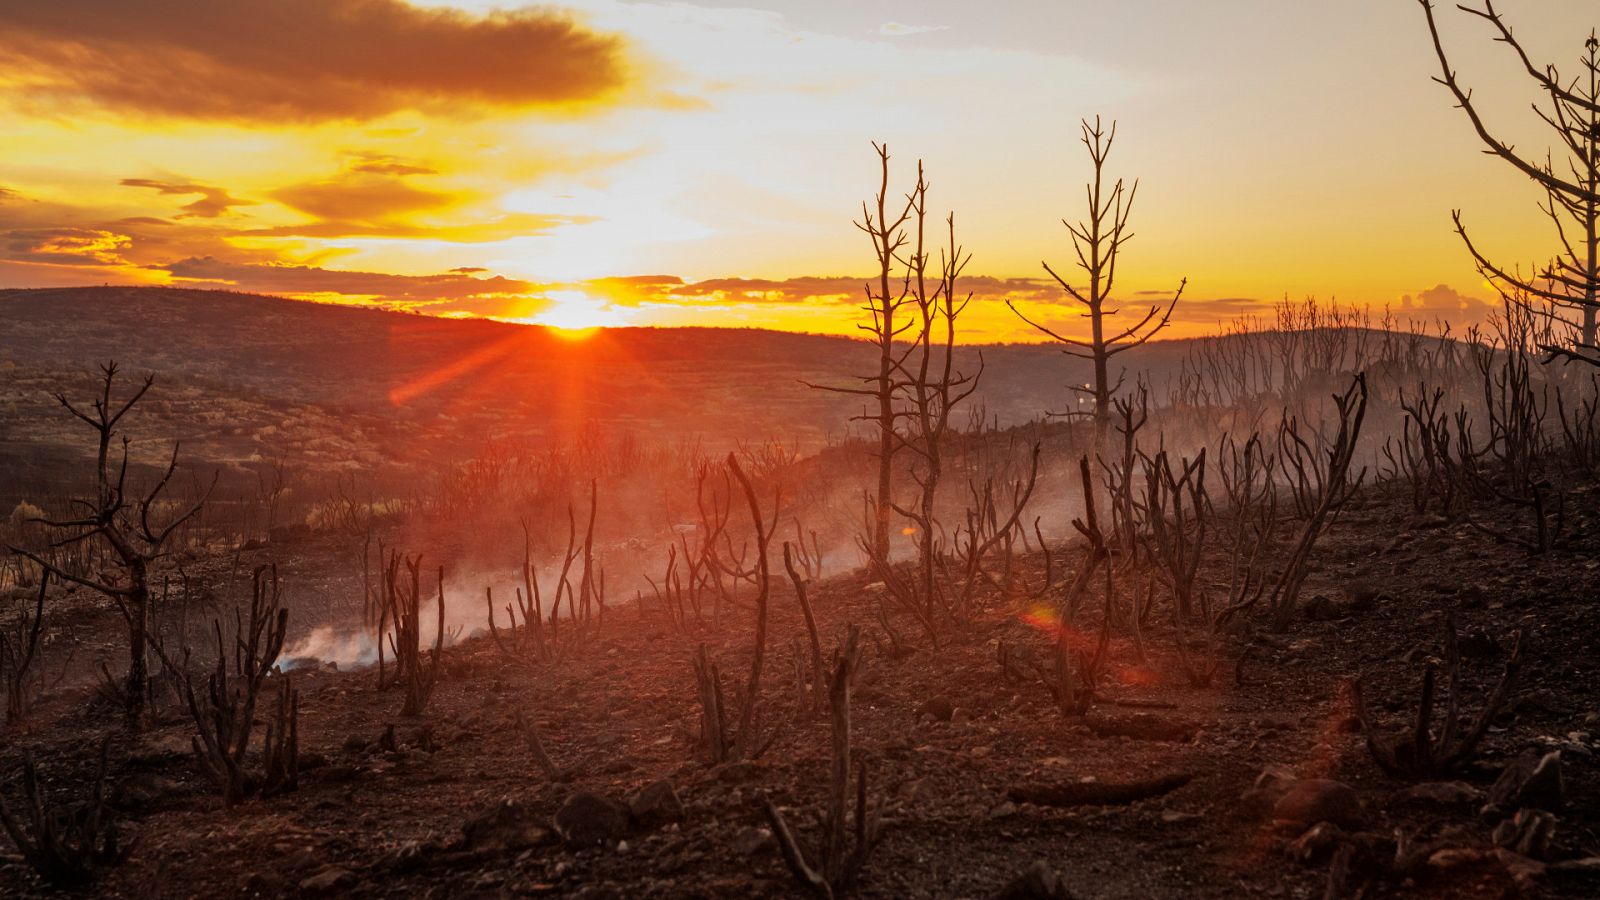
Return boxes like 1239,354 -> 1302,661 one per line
0,286 -> 1204,505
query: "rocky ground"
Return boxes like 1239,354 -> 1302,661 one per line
1,474 -> 1599,898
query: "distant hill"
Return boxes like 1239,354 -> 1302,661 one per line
0,286 -> 1204,506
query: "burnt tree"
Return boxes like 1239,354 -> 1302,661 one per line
1418,0 -> 1600,363
9,363 -> 209,729
1007,118 -> 1186,435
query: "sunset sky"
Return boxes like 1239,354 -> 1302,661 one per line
0,0 -> 1594,342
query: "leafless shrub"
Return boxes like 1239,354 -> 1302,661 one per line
158,565 -> 295,805
376,553 -> 445,716
1046,458 -> 1114,716
783,543 -> 829,717
1215,431 -> 1280,621
1137,449 -> 1222,686
764,625 -> 882,898
1265,373 -> 1369,629
0,737 -> 128,887
512,709 -> 572,782
1349,613 -> 1524,779
942,443 -> 1042,630
1382,383 -> 1459,515
692,455 -> 777,763
1,572 -> 47,723
789,520 -> 826,581
1556,372 -> 1600,472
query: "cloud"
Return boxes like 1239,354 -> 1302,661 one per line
1398,283 -> 1497,323
877,23 -> 951,37
120,178 -> 253,218
271,174 -> 453,223
160,256 -> 535,306
347,154 -> 440,177
0,0 -> 628,122
0,227 -> 132,266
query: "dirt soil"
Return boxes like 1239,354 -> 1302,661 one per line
2,475 -> 1599,899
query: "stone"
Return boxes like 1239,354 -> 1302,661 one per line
462,800 -> 556,853
552,792 -> 631,846
1490,848 -> 1547,892
994,860 -> 1074,899
298,865 -> 356,895
1271,779 -> 1363,830
1394,781 -> 1482,808
378,840 -> 433,872
1426,847 -> 1485,870
1492,808 -> 1557,860
731,826 -> 773,856
1486,751 -> 1564,814
1549,857 -> 1600,880
1240,764 -> 1298,814
1287,822 -> 1349,864
629,780 -> 684,828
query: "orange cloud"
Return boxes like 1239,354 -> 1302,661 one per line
120,178 -> 253,218
0,227 -> 131,266
161,256 -> 535,307
271,174 -> 453,223
0,0 -> 628,122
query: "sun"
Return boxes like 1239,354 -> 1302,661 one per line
530,290 -> 630,340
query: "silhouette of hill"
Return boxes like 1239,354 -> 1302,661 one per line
0,286 -> 1206,505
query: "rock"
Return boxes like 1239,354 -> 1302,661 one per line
1486,751 -> 1564,814
1427,847 -> 1485,870
731,826 -> 773,856
1302,594 -> 1342,621
376,839 -> 437,872
919,697 -> 955,722
1550,857 -> 1600,881
1492,809 -> 1557,860
629,780 -> 684,828
298,864 -> 356,895
552,792 -> 631,846
1490,848 -> 1546,891
1395,781 -> 1482,808
1271,780 -> 1363,830
1240,764 -> 1298,813
462,800 -> 556,853
995,860 -> 1074,899
1287,822 -> 1348,864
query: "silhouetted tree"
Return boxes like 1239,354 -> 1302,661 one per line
1007,117 -> 1186,434
8,363 -> 209,729
806,144 -> 918,560
1418,0 -> 1600,363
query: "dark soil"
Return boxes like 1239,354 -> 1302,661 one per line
2,476 -> 1598,898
